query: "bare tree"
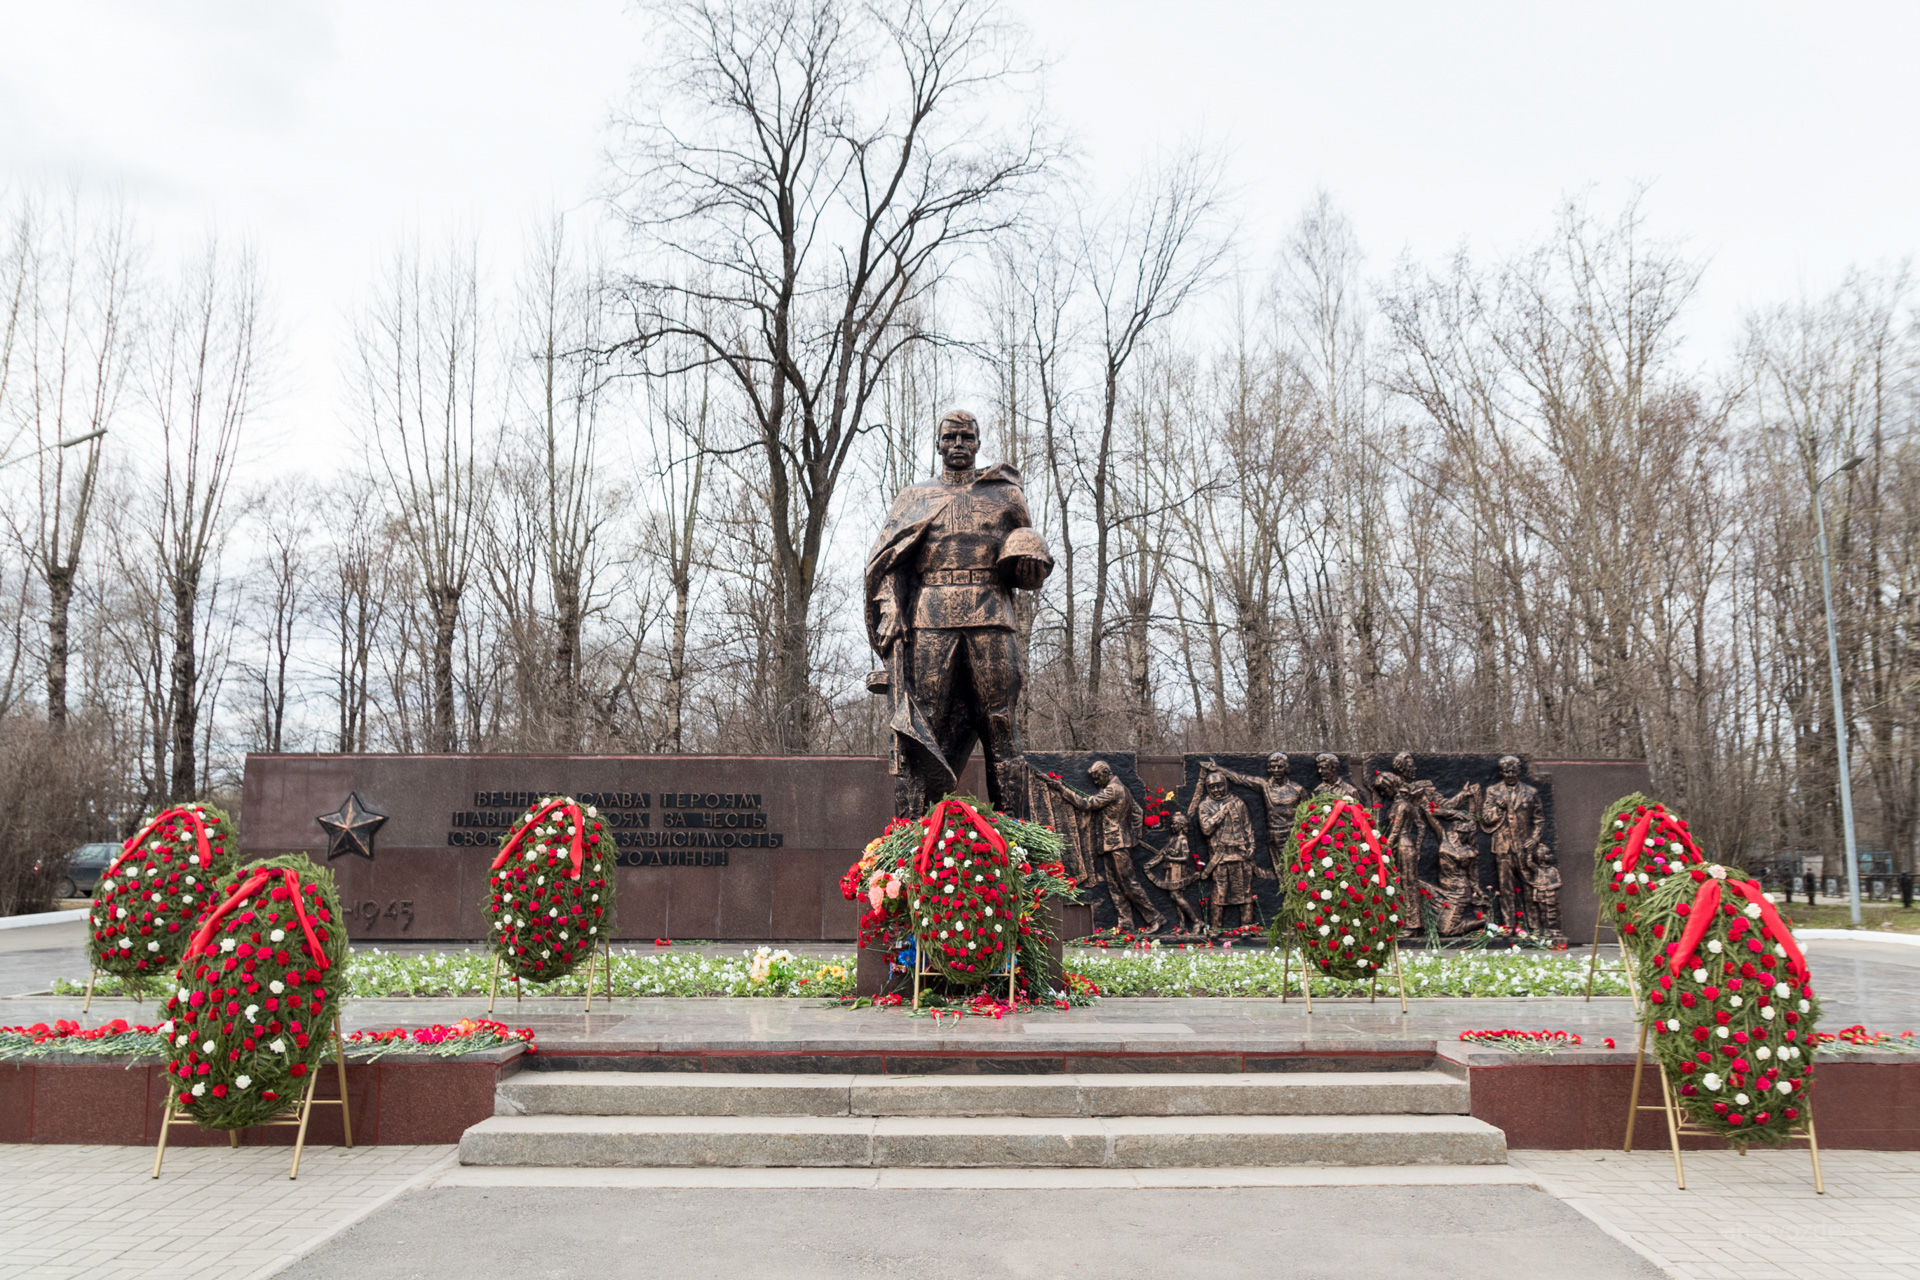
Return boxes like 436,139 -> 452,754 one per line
7,188 -> 136,728
355,239 -> 490,751
610,0 -> 1052,750
1076,149 -> 1231,728
147,237 -> 263,801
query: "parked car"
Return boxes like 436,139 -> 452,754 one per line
34,842 -> 117,900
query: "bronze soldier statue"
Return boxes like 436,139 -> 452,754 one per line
1194,770 -> 1269,931
1143,811 -> 1204,934
865,410 -> 1053,818
1204,754 -> 1303,877
1478,755 -> 1546,933
1042,760 -> 1164,933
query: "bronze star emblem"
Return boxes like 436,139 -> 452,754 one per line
316,792 -> 387,861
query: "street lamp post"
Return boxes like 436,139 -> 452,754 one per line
1809,439 -> 1865,926
0,428 -> 107,471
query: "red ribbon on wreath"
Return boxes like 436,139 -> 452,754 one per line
1620,808 -> 1702,877
915,798 -> 1009,880
1299,798 -> 1391,887
103,806 -> 216,885
490,797 -> 589,878
1667,876 -> 1809,985
186,867 -> 331,971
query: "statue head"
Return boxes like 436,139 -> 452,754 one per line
1497,754 -> 1522,782
1315,752 -> 1341,782
1171,810 -> 1188,832
937,409 -> 980,472
1087,760 -> 1114,786
1392,751 -> 1416,777
1204,770 -> 1228,798
1266,752 -> 1288,779
1375,770 -> 1403,799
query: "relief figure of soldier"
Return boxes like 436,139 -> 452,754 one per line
1478,755 -> 1546,933
1194,770 -> 1273,931
1040,761 -> 1165,934
865,410 -> 1053,818
1203,753 -> 1302,878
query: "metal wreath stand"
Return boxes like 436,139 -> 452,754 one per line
488,935 -> 615,1014
911,937 -> 1019,1010
152,1011 -> 353,1181
1621,1009 -> 1825,1194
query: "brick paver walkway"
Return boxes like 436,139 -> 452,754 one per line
1514,1148 -> 1920,1280
0,1143 -> 454,1280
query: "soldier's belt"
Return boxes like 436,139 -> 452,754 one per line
920,568 -> 1000,586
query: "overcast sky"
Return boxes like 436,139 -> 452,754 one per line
3,0 -> 1915,472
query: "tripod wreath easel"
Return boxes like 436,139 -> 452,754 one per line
910,938 -> 1019,1010
152,1011 -> 353,1181
1620,1015 -> 1824,1193
487,935 -> 614,1014
1280,935 -> 1408,1013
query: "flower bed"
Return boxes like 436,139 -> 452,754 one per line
344,1018 -> 537,1061
1458,1028 -> 1584,1054
60,943 -> 1640,1000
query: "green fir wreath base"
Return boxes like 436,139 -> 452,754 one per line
161,854 -> 349,1130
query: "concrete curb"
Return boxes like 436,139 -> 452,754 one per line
0,908 -> 87,930
1796,928 -> 1920,948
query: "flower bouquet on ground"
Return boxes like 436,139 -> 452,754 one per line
1274,795 -> 1402,981
842,795 -> 1080,1003
1636,862 -> 1819,1145
485,796 -> 616,985
88,804 -> 236,991
1593,794 -> 1705,959
345,1018 -> 537,1061
160,854 -> 349,1129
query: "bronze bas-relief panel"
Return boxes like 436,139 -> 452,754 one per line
240,754 -> 894,941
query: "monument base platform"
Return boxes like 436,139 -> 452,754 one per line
10,996 -> 1917,1150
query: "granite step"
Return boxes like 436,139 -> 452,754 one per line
458,1112 -> 1508,1168
494,1070 -> 1472,1118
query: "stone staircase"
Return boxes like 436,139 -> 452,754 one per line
458,1071 -> 1508,1169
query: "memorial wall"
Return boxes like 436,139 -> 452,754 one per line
241,751 -> 1647,944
